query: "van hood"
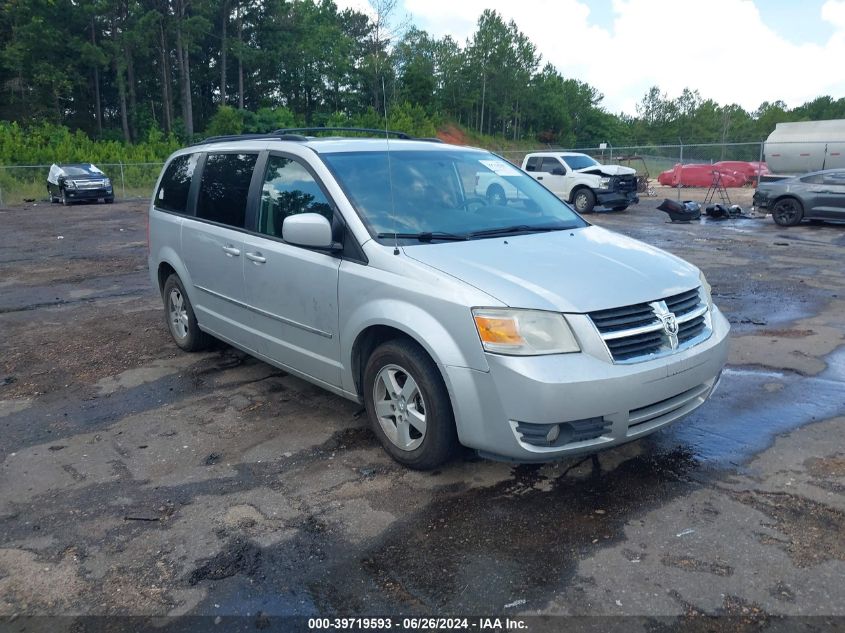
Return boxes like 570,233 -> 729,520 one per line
403,226 -> 699,313
578,164 -> 637,176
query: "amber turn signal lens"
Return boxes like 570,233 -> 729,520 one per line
473,315 -> 524,346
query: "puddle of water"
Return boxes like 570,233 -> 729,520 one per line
654,348 -> 845,466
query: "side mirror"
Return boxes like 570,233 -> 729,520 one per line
282,213 -> 336,249
552,167 -> 565,176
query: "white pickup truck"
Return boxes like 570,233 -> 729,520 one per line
476,151 -> 639,213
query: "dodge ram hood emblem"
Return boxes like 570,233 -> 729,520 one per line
651,300 -> 680,350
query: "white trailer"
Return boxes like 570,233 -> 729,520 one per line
764,119 -> 845,174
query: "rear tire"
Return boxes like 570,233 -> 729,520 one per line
363,338 -> 458,470
772,197 -> 804,226
573,188 -> 596,214
162,274 -> 211,352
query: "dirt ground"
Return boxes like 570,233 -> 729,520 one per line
1,195 -> 844,631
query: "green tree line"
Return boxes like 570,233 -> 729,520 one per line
2,0 -> 844,159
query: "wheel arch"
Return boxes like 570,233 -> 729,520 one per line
568,184 -> 592,203
154,252 -> 194,301
344,304 -> 482,400
772,194 -> 805,210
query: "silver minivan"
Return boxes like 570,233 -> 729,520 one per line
148,130 -> 729,469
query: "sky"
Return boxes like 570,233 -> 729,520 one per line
336,0 -> 845,116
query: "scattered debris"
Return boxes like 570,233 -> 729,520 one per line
658,198 -> 701,222
204,452 -> 222,466
676,528 -> 696,537
504,599 -> 526,609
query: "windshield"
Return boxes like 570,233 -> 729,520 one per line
561,155 -> 599,170
62,165 -> 100,177
321,150 -> 587,242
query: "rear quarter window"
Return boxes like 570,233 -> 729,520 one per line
155,154 -> 199,214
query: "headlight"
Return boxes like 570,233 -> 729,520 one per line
472,308 -> 580,355
64,180 -> 76,189
103,178 -> 111,187
699,270 -> 713,308
598,177 -> 611,188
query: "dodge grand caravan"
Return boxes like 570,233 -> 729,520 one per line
148,129 -> 729,469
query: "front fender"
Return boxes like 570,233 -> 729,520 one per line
340,299 -> 490,395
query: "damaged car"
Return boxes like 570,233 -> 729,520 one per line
522,152 -> 639,213
753,168 -> 845,226
47,163 -> 114,205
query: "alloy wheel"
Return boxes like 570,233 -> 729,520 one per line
168,288 -> 189,339
372,364 -> 427,451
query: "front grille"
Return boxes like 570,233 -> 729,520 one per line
612,175 -> 638,193
588,286 -> 711,363
678,315 -> 706,343
515,417 -> 610,448
73,179 -> 107,190
589,302 -> 656,333
665,288 -> 700,316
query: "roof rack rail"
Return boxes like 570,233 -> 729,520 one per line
193,127 -> 435,146
272,127 -> 413,139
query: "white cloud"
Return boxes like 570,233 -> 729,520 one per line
822,0 -> 845,28
344,0 -> 845,115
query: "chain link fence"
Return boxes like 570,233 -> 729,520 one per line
0,161 -> 165,207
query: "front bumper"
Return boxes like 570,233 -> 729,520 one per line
65,187 -> 113,201
443,306 -> 729,462
596,190 -> 639,208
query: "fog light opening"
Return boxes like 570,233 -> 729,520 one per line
545,424 -> 560,444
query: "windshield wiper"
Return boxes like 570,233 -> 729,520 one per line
377,231 -> 468,242
468,224 -> 567,238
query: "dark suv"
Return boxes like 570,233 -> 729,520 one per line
47,163 -> 114,205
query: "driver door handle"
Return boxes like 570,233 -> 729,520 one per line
245,251 -> 266,264
222,245 -> 241,257
536,176 -> 543,180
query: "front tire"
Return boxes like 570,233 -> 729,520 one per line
105,197 -> 114,204
363,339 -> 458,470
772,198 -> 804,226
61,189 -> 71,206
573,188 -> 596,214
162,274 -> 211,352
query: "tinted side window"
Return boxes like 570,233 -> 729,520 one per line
525,157 -> 540,172
800,174 -> 824,184
541,157 -> 563,173
155,153 -> 199,213
196,153 -> 258,228
259,156 -> 332,238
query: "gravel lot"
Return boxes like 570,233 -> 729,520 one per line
1,195 -> 844,631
